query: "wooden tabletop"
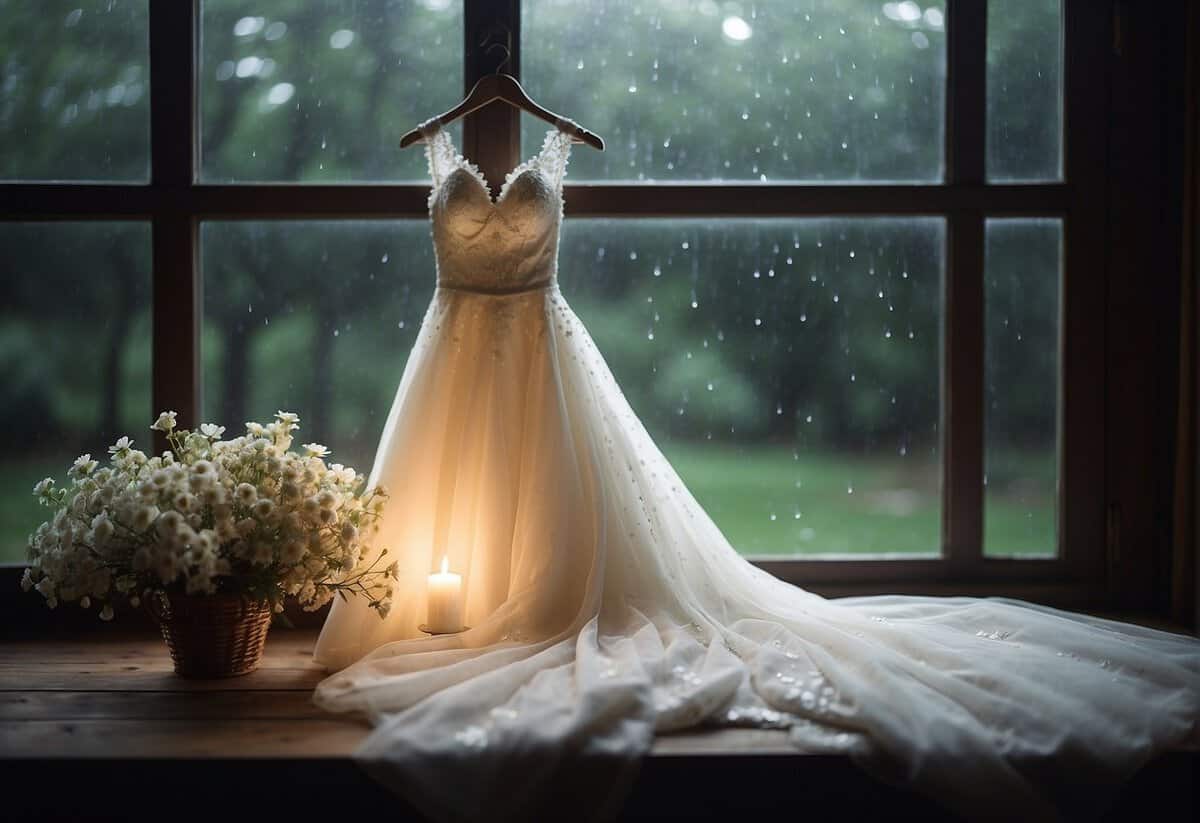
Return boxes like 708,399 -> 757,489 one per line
1,629 -> 1191,821
0,628 -> 800,760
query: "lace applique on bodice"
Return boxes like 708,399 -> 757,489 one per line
419,119 -> 572,294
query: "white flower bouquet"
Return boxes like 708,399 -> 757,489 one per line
22,410 -> 397,623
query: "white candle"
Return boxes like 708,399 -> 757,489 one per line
426,555 -> 464,633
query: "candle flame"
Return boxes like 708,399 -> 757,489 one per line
440,555 -> 449,575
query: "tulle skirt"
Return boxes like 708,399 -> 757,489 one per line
314,284 -> 1199,822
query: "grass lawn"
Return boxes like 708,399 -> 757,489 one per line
661,443 -> 1055,558
0,447 -> 1054,566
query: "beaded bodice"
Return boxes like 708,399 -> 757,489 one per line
420,120 -> 572,294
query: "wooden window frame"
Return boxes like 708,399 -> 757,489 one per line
0,1 -> 1186,619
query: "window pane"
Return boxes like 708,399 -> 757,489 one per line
523,0 -> 946,182
0,1 -> 150,182
986,0 -> 1063,181
202,221 -> 434,470
199,1 -> 462,182
984,219 -> 1060,557
0,223 -> 152,563
560,218 -> 943,556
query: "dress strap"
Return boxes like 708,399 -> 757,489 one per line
540,120 -> 574,191
418,118 -> 455,189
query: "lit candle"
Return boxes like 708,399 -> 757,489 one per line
426,555 -> 464,633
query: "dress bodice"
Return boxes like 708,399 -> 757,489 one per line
420,120 -> 572,294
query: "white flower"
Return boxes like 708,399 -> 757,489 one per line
33,477 -> 55,498
316,490 -> 338,510
108,436 -> 133,456
173,492 -> 196,512
79,596 -> 91,609
318,507 -> 338,526
99,604 -> 114,621
245,422 -> 266,437
236,517 -> 257,537
151,411 -> 178,432
151,469 -> 170,488
189,459 -> 215,483
303,443 -> 329,458
236,483 -> 258,505
275,411 -> 300,426
340,522 -> 358,545
91,513 -> 115,546
199,423 -> 226,438
189,529 -> 215,555
20,568 -> 34,591
252,498 -> 275,519
202,485 -> 227,505
132,505 -> 159,531
69,454 -> 98,478
377,596 -> 393,619
157,510 -> 185,538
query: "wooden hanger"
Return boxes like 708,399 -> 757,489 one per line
399,40 -> 604,152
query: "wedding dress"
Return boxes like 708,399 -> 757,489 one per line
313,119 -> 1199,822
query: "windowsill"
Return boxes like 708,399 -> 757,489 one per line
2,628 -> 1194,821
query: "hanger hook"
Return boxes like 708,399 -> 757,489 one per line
478,23 -> 512,75
483,41 -> 511,75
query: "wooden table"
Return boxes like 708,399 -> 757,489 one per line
1,629 -> 1192,821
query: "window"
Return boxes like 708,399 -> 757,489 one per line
0,2 -> 1163,609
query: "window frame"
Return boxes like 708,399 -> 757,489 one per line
0,1 -> 1170,614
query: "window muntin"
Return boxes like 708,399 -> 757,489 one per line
560,217 -> 943,556
522,0 -> 946,182
0,1 -> 150,182
983,218 -> 1060,557
199,0 -> 463,182
0,222 -> 152,563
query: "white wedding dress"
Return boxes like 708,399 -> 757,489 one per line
314,120 -> 1199,822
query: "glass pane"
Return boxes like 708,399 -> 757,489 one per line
0,1 -> 150,182
560,218 -> 943,556
523,0 -> 946,182
984,219 -> 1060,557
0,223 -> 152,564
199,1 -> 462,182
986,0 -> 1063,181
202,221 -> 434,470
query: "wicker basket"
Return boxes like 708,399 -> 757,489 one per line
149,591 -> 273,678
